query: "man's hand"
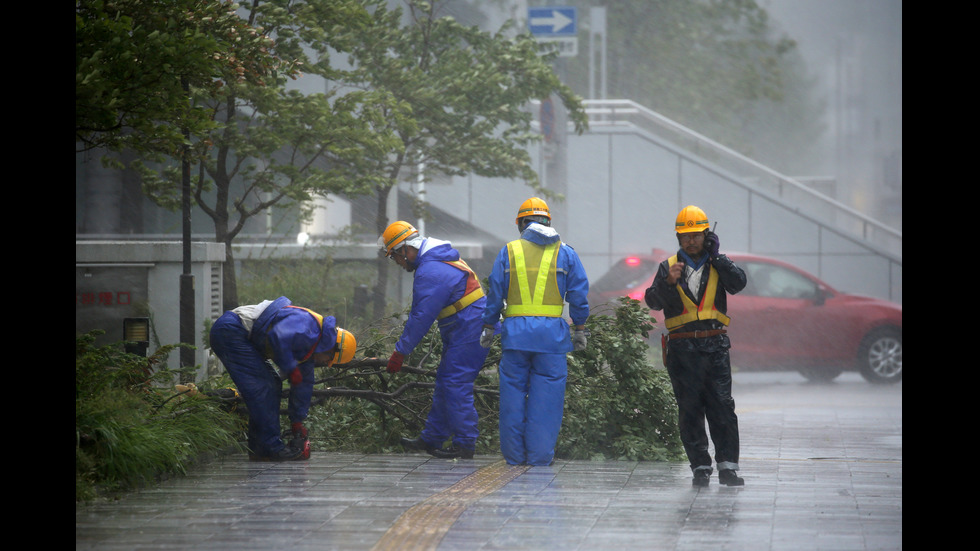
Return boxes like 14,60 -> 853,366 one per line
480,326 -> 494,348
289,368 -> 302,385
387,351 -> 404,373
667,261 -> 685,285
704,230 -> 720,258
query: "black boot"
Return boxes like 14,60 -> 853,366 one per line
431,445 -> 475,459
249,445 -> 304,462
719,469 -> 745,486
289,436 -> 310,460
692,469 -> 711,487
400,436 -> 438,456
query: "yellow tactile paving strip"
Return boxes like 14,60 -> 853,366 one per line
371,460 -> 530,551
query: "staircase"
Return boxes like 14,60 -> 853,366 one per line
581,99 -> 901,260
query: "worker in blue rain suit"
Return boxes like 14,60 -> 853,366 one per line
379,221 -> 498,459
644,205 -> 747,486
480,197 -> 590,466
210,296 -> 356,461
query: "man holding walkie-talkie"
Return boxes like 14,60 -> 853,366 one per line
644,205 -> 747,487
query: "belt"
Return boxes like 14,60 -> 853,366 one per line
666,329 -> 727,340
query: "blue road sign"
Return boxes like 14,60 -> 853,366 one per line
528,6 -> 577,37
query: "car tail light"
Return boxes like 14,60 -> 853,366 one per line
624,256 -> 641,267
628,290 -> 643,300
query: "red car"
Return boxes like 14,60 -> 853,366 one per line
588,250 -> 903,384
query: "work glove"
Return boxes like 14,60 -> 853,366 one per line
289,422 -> 310,460
291,421 -> 309,440
387,351 -> 404,373
572,328 -> 588,351
704,230 -> 720,258
289,368 -> 303,386
480,326 -> 494,348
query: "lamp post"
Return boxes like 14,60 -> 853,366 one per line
179,77 -> 195,384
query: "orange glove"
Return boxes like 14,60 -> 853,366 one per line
290,422 -> 310,460
291,422 -> 308,440
387,351 -> 404,373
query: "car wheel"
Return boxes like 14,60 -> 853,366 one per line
797,366 -> 843,383
857,327 -> 902,384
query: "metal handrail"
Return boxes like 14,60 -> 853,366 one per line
581,99 -> 901,256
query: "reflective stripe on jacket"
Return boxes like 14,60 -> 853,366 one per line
664,254 -> 731,330
437,259 -> 485,319
504,240 -> 564,317
283,305 -> 324,362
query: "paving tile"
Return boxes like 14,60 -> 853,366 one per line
76,372 -> 901,550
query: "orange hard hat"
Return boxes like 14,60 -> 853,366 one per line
675,205 -> 709,234
329,328 -> 356,366
515,197 -> 551,226
378,221 -> 419,257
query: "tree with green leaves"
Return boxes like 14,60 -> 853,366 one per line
129,0 -> 402,311
558,0 -> 824,175
75,0 -> 284,155
342,0 -> 590,318
80,0 -> 588,314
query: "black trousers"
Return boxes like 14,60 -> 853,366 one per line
665,341 -> 740,472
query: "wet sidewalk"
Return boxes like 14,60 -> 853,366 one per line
75,372 -> 902,550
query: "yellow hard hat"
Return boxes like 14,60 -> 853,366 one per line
515,197 -> 551,226
379,221 -> 418,257
329,328 -> 356,366
675,205 -> 709,234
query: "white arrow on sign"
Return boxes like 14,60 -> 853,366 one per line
530,10 -> 574,34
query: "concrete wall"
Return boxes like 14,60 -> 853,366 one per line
76,241 -> 226,381
424,125 -> 902,304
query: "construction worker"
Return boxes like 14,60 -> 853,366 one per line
644,205 -> 747,486
379,221 -> 498,459
210,296 -> 356,461
480,197 -> 590,466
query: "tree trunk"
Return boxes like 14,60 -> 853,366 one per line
371,186 -> 392,320
222,241 -> 238,312
211,192 -> 237,311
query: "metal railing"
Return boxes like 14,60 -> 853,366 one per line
581,99 -> 902,259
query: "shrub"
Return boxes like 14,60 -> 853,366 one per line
76,295 -> 682,501
296,297 -> 683,462
75,332 -> 245,502
560,298 -> 684,461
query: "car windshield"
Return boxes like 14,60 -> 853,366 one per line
742,261 -> 819,299
591,257 -> 660,293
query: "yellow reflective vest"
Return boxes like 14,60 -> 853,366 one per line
503,240 -> 564,317
663,255 -> 731,331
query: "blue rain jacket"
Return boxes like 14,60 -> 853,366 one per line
482,224 -> 590,352
250,296 -> 337,423
481,224 -> 590,465
396,238 -> 489,353
210,296 -> 336,456
396,239 -> 496,449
